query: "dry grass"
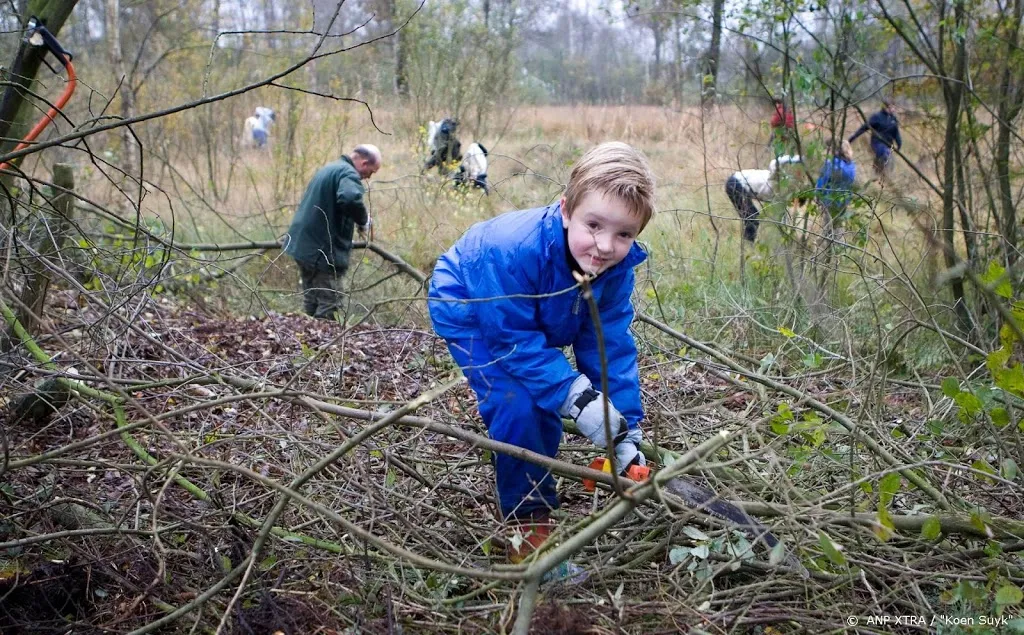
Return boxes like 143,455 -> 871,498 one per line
67,100 -> 941,308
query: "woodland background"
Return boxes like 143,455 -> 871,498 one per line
1,0 -> 1023,633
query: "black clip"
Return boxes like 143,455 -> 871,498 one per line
25,17 -> 73,74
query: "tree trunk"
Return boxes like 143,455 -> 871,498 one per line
651,21 -> 663,83
105,0 -> 137,177
941,0 -> 972,334
0,0 -> 80,161
393,0 -> 408,97
704,0 -> 725,104
996,0 -> 1024,268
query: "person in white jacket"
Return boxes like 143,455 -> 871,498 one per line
725,155 -> 800,242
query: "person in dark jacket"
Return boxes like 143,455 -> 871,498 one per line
283,144 -> 381,320
848,101 -> 902,176
428,142 -> 656,583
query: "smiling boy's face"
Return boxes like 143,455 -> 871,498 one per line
560,191 -> 643,276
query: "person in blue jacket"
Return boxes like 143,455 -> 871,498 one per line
816,139 -> 856,222
428,142 -> 656,582
848,101 -> 901,177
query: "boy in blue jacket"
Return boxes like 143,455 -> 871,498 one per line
816,139 -> 856,221
428,142 -> 656,577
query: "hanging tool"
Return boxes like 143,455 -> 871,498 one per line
0,17 -> 77,172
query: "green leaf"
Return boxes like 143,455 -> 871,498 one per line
802,352 -> 822,369
1006,617 -> 1024,632
980,261 -> 1014,298
926,419 -> 944,436
258,555 -> 277,571
1002,458 -> 1019,481
818,531 -> 846,566
809,427 -> 826,447
668,547 -> 690,564
879,473 -> 901,507
941,377 -> 960,398
991,408 -> 1011,427
921,517 -> 942,540
690,544 -> 710,559
771,420 -> 790,435
875,507 -> 895,541
972,459 -> 997,483
995,364 -> 1024,397
978,260 -> 1011,297
954,391 -> 983,416
481,539 -> 491,556
996,585 -> 1023,605
778,326 -> 796,338
682,526 -> 709,541
384,468 -> 396,488
970,510 -> 991,535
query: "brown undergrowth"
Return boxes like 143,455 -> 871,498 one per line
2,290 -> 1021,634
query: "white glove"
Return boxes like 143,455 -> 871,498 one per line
613,428 -> 646,476
559,375 -> 629,449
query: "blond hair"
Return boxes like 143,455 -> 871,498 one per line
563,142 -> 656,230
828,138 -> 854,162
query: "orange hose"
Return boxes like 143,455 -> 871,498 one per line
0,55 -> 77,172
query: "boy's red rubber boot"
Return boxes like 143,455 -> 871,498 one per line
507,517 -> 553,564
507,516 -> 588,585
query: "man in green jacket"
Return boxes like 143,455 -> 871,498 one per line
284,144 -> 382,320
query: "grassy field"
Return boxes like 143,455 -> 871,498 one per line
87,100 -> 954,367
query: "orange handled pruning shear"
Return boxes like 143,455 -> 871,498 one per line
0,17 -> 77,173
582,453 -> 810,577
582,456 -> 651,491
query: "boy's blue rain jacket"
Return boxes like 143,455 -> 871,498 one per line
428,203 -> 647,429
815,158 -> 856,214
